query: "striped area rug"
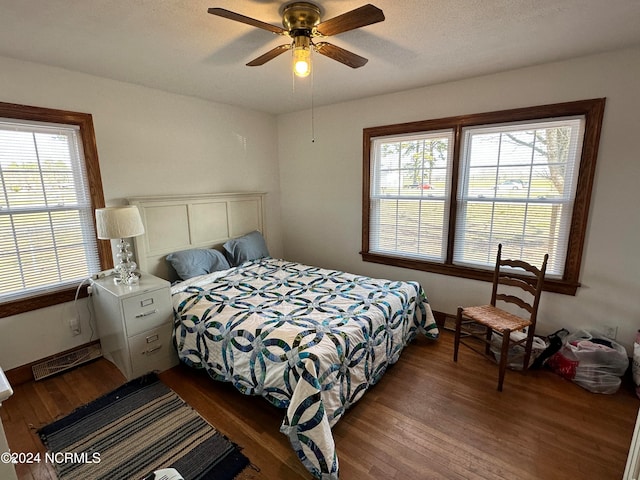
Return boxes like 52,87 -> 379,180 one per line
39,374 -> 249,480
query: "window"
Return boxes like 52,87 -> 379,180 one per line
362,99 -> 605,295
369,130 -> 454,262
0,102 -> 111,317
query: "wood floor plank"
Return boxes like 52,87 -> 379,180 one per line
3,331 -> 639,479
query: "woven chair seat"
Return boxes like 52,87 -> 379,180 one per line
462,304 -> 532,333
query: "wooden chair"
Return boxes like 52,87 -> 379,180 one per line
453,244 -> 548,391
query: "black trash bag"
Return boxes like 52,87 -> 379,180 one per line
530,328 -> 570,369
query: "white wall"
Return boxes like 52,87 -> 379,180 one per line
278,47 -> 640,354
2,46 -> 639,370
0,55 -> 283,370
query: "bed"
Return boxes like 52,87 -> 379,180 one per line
128,193 -> 439,480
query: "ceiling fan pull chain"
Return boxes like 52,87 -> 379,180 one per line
291,58 -> 296,94
311,66 -> 315,143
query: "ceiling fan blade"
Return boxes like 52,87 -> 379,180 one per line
314,42 -> 368,68
208,7 -> 286,35
246,44 -> 292,66
315,4 -> 385,37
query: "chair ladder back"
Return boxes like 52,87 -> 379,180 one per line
498,275 -> 537,295
490,245 -> 549,319
500,258 -> 542,277
495,293 -> 534,314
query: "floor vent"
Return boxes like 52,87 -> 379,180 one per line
32,344 -> 102,381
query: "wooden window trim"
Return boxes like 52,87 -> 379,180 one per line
362,98 -> 606,295
0,102 -> 113,317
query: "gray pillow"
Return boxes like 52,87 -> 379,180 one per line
166,248 -> 231,280
222,230 -> 269,266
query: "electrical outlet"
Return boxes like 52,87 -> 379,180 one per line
602,324 -> 618,340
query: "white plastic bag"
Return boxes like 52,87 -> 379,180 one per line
548,330 -> 628,394
490,331 -> 548,370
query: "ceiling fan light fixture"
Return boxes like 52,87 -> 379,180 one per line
209,3 -> 385,73
292,35 -> 311,78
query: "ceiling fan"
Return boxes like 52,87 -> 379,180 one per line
208,2 -> 385,77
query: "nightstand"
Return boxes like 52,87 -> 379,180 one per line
91,273 -> 178,380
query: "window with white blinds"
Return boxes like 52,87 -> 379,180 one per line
454,117 -> 585,278
370,131 -> 453,262
362,99 -> 605,295
0,119 -> 101,302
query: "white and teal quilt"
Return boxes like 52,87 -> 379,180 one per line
171,258 -> 439,479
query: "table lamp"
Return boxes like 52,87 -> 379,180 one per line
95,206 -> 145,285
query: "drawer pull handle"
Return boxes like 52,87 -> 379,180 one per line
135,309 -> 158,318
143,345 -> 162,355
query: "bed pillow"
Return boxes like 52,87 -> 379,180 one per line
223,230 -> 269,266
166,248 -> 231,280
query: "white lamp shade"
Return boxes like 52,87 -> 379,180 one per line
95,206 -> 145,239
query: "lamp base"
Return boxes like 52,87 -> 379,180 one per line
113,238 -> 139,286
113,268 -> 140,285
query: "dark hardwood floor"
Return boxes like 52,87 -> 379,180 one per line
2,330 -> 639,479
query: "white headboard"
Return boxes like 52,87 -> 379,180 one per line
127,192 -> 266,282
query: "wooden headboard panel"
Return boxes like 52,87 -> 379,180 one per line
127,192 -> 266,281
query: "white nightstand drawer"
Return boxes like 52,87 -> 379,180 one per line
129,324 -> 177,377
123,290 -> 172,337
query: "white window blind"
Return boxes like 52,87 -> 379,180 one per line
0,119 -> 101,302
370,130 -> 454,261
454,116 -> 585,277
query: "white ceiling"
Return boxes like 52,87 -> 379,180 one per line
1,0 -> 640,115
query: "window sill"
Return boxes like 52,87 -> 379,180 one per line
0,287 -> 89,318
361,252 -> 579,295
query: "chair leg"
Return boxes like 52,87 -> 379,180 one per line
485,325 -> 493,356
522,327 -> 535,371
453,307 -> 463,362
497,329 -> 511,392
